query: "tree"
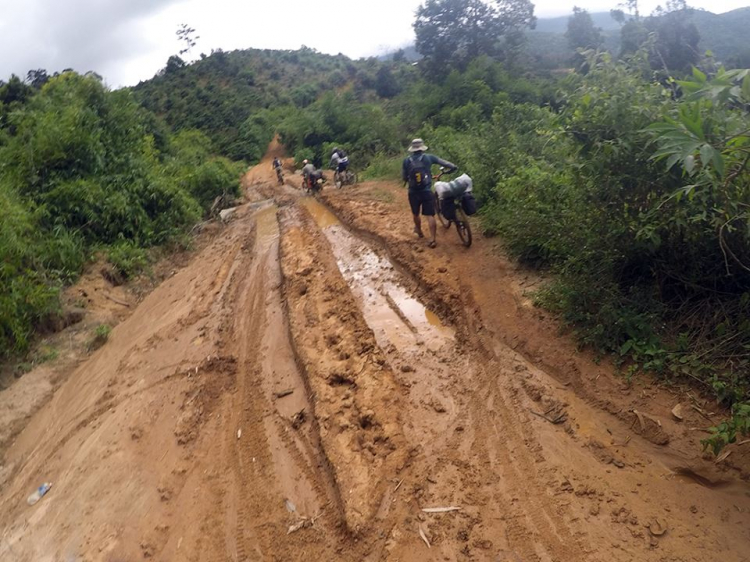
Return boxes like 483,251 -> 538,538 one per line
165,55 -> 186,74
375,66 -> 401,98
413,0 -> 536,72
0,75 -> 34,106
648,0 -> 700,73
565,7 -> 603,53
615,0 -> 699,72
176,24 -> 200,58
26,69 -> 50,89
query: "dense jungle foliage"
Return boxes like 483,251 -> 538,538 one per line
3,0 -> 749,450
0,73 -> 242,359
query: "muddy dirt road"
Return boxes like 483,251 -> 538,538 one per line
1,141 -> 749,561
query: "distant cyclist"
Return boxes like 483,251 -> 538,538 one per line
301,159 -> 323,191
330,147 -> 349,175
301,159 -> 315,186
402,138 -> 457,248
272,157 -> 283,183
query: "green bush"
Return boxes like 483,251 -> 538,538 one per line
0,72 -> 240,358
89,324 -> 112,351
362,153 -> 403,181
294,148 -> 315,167
108,242 -> 149,280
174,157 -> 243,212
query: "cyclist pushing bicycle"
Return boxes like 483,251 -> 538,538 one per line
402,138 -> 457,248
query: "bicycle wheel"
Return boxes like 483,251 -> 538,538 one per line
456,219 -> 472,247
434,193 -> 451,229
334,171 -> 342,189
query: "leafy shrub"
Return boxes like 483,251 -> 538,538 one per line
174,157 -> 243,212
362,153 -> 403,181
0,185 -> 61,356
89,324 -> 111,351
0,72 -> 239,358
108,242 -> 149,280
294,148 -> 315,167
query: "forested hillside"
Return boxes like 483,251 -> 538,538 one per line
527,7 -> 750,69
133,48 -> 405,162
0,73 -> 243,360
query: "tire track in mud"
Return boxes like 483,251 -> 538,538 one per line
206,202 -> 346,560
279,204 -> 412,535
292,190 -> 603,559
288,193 -> 585,559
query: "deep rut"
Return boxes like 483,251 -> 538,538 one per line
213,201 -> 344,560
293,195 -> 585,560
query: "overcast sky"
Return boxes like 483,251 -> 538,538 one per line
1,0 -> 748,88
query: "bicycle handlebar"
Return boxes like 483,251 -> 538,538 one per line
433,166 -> 457,182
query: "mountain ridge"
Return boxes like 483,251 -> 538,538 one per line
382,7 -> 750,64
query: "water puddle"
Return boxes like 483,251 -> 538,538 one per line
300,198 -> 453,353
301,197 -> 341,228
254,201 -> 279,251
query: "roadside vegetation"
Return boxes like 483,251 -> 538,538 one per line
0,72 -> 242,360
2,0 -> 748,450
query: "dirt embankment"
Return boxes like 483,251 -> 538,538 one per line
1,141 -> 749,562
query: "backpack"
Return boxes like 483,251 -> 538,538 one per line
406,154 -> 430,190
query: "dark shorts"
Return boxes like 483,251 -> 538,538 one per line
408,189 -> 435,216
337,161 -> 349,172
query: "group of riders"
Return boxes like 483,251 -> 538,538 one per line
272,147 -> 350,190
271,138 -> 473,249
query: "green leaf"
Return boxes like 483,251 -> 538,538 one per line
620,340 -> 633,356
712,150 -> 725,178
692,67 -> 707,83
665,153 -> 681,171
684,154 -> 696,175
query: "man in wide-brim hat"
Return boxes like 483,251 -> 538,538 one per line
402,138 -> 457,248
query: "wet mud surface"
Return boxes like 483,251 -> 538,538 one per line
1,140 -> 749,561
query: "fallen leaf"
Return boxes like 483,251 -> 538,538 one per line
715,450 -> 732,464
633,410 -> 646,432
671,404 -> 683,421
418,523 -> 431,548
287,518 -> 310,534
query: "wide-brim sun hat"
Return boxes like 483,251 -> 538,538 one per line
408,138 -> 428,152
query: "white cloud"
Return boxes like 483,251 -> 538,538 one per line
1,0 -> 747,88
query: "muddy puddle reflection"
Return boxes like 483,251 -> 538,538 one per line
251,200 -> 279,251
301,197 -> 454,353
